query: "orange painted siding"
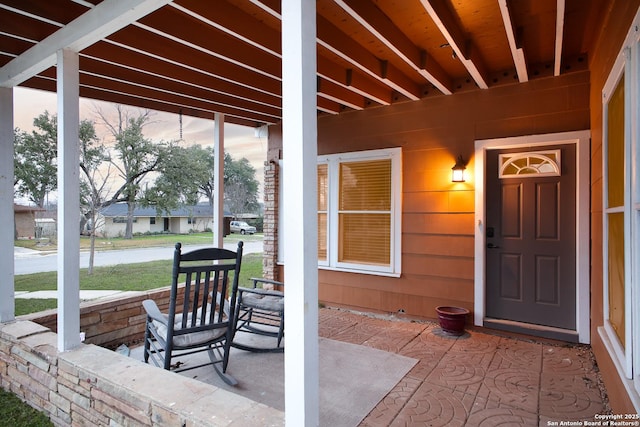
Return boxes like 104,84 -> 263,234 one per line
268,67 -> 590,322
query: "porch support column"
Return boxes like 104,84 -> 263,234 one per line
213,113 -> 224,247
282,1 -> 319,426
0,87 -> 14,323
57,48 -> 81,351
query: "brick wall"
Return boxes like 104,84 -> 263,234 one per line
1,304 -> 283,426
15,211 -> 36,239
262,160 -> 279,281
20,287 -> 179,349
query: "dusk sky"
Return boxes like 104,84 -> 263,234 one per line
13,87 -> 269,202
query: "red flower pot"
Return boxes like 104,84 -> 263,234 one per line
436,306 -> 470,336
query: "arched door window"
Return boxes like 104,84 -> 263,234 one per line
498,150 -> 561,178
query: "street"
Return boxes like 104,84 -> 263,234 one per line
14,240 -> 264,275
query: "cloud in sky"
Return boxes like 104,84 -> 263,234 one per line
13,87 -> 268,201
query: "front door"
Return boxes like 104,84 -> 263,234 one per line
485,144 -> 576,330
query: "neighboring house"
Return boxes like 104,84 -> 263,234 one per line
96,203 -> 231,238
13,204 -> 44,239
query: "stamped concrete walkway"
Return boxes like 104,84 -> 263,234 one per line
317,308 -> 609,427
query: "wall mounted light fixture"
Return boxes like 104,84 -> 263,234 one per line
452,155 -> 466,182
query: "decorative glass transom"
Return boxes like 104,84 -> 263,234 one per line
498,150 -> 561,178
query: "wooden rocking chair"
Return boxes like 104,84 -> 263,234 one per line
142,242 -> 243,385
232,277 -> 284,353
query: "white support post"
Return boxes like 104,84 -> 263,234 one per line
213,113 -> 224,248
57,48 -> 81,351
0,87 -> 14,323
282,1 -> 319,426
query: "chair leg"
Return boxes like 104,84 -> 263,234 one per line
143,322 -> 151,363
277,316 -> 285,348
163,343 -> 173,370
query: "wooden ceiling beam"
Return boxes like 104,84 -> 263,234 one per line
0,0 -> 172,87
317,96 -> 341,115
106,25 -> 281,96
136,6 -> 281,80
248,0 -> 280,19
79,55 -> 282,119
24,74 -> 261,127
0,0 -> 88,26
498,0 -> 528,82
420,0 -> 490,89
317,55 -> 391,106
317,76 -> 366,110
0,8 -> 61,42
172,0 -> 281,57
83,41 -> 282,109
78,72 -> 280,124
317,15 -> 421,101
34,66 -> 280,124
335,0 -> 452,95
554,0 -> 565,76
178,0 -> 387,109
250,0 -> 421,101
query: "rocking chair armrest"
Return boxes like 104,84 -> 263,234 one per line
238,286 -> 284,297
249,277 -> 284,290
142,299 -> 168,326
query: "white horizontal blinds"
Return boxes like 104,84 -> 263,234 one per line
317,164 -> 328,262
338,159 -> 391,265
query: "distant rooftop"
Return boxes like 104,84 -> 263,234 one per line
100,203 -> 231,218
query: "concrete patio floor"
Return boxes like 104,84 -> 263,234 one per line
142,307 -> 609,426
315,307 -> 609,427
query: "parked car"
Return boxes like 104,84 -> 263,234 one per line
230,220 -> 256,235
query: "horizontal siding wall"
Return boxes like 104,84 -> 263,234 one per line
269,70 -> 590,322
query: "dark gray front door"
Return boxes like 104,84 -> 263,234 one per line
485,144 -> 576,329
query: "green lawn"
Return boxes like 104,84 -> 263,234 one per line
15,252 -> 264,316
0,388 -> 53,427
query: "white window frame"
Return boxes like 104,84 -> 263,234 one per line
599,7 -> 640,410
317,160 -> 330,268
278,147 -> 402,277
633,18 -> 640,400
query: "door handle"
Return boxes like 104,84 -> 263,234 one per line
487,243 -> 500,249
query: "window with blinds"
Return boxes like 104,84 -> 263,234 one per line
318,163 -> 328,263
315,147 -> 402,276
338,160 -> 391,265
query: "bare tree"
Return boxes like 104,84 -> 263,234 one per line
79,119 -> 111,274
96,106 -> 166,239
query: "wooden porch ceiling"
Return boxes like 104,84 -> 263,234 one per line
0,0 -> 605,128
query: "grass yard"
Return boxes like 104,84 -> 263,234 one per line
0,388 -> 53,427
14,252 -> 264,315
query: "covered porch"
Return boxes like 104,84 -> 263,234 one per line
1,294 -> 608,426
2,0 -> 640,424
